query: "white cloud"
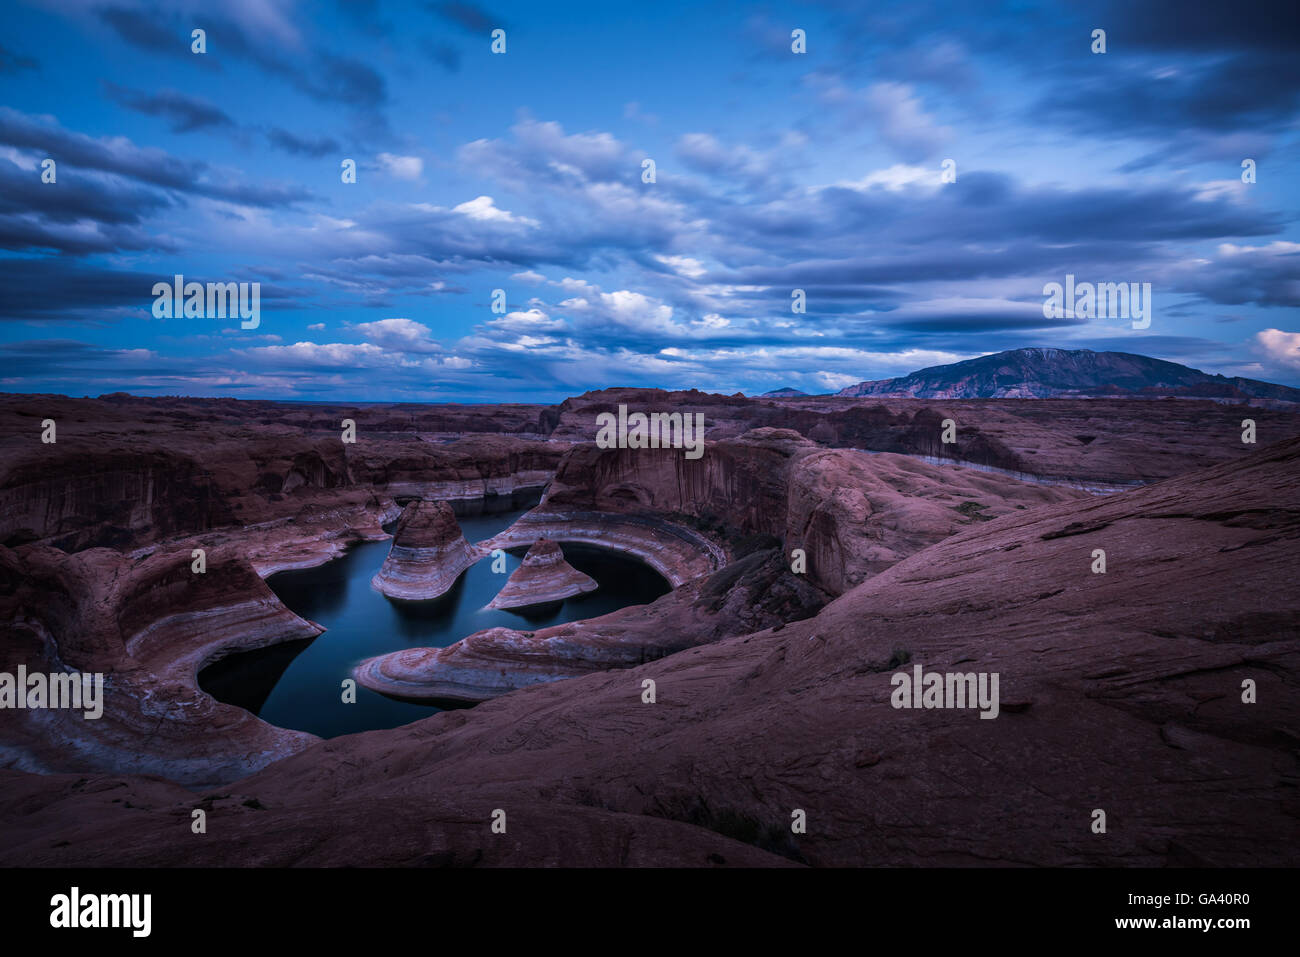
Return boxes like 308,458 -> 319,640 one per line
1255,328 -> 1300,370
453,195 -> 538,226
487,308 -> 567,333
377,153 -> 423,180
656,254 -> 706,278
835,164 -> 940,193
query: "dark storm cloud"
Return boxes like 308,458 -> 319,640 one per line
0,257 -> 306,320
0,159 -> 173,226
1098,0 -> 1300,51
0,216 -> 170,255
428,2 -> 501,34
695,172 -> 1281,279
265,127 -> 340,158
0,108 -> 313,208
0,259 -> 159,318
103,83 -> 236,133
95,3 -> 388,113
1032,0 -> 1300,137
872,310 -> 1088,333
94,5 -> 183,56
1040,55 -> 1300,136
1173,245 -> 1300,308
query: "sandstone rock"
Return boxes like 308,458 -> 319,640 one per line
487,539 -> 597,610
370,500 -> 482,600
13,436 -> 1296,867
3,386 -> 1300,867
355,546 -> 827,703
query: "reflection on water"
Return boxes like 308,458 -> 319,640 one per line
199,505 -> 670,738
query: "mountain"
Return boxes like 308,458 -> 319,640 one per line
759,387 -> 808,397
837,347 -> 1300,405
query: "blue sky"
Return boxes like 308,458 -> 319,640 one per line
1,0 -> 1298,401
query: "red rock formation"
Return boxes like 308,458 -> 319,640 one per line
0,544 -> 322,788
356,546 -> 826,703
353,438 -> 1087,701
487,539 -> 597,610
0,393 -> 562,552
371,500 -> 482,600
526,427 -> 1085,596
6,437 -> 1298,867
0,492 -> 399,786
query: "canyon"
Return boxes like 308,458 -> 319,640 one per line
1,387 -> 1297,866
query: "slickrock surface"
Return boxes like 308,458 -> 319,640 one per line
527,427 -> 1086,596
5,437 -> 1298,867
0,489 -> 404,786
0,393 -> 561,553
371,500 -> 482,600
548,387 -> 1300,484
2,388 -> 1299,866
359,437 -> 1088,704
0,544 -> 324,788
487,539 -> 597,610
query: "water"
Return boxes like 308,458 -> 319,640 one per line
198,506 -> 670,738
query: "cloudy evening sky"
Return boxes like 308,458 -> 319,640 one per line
1,0 -> 1298,401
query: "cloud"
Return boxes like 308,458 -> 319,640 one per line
0,258 -> 160,318
266,127 -> 340,157
1255,329 -> 1300,370
428,2 -> 501,34
486,308 -> 566,333
810,77 -> 951,160
0,107 -> 313,208
453,195 -> 537,225
103,83 -> 235,133
377,152 -> 424,180
1172,242 -> 1300,307
352,317 -> 444,352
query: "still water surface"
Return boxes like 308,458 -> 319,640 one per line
199,504 -> 669,737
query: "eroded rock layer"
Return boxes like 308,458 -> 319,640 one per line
371,500 -> 482,600
487,539 -> 597,610
356,546 -> 827,703
355,438 -> 1087,702
6,437 -> 1298,866
1,388 -> 1298,865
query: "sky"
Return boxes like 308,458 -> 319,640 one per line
0,0 -> 1298,402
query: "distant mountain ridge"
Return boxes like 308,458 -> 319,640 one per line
759,387 -> 808,397
836,348 -> 1300,406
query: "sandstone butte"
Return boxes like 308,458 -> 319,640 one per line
0,390 -> 1298,866
370,500 -> 483,601
486,538 -> 597,610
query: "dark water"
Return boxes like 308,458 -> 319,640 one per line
198,506 -> 669,738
